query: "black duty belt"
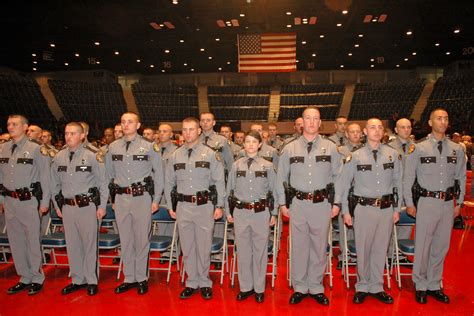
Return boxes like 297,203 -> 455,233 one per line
354,194 -> 394,209
235,199 -> 268,212
3,188 -> 32,201
64,194 -> 93,208
419,186 -> 454,201
177,191 -> 209,205
295,188 -> 328,203
117,184 -> 146,196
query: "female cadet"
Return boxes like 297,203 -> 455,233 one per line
226,130 -> 277,303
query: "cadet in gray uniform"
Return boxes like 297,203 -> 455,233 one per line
335,118 -> 401,305
236,124 -> 279,170
403,108 -> 466,304
387,118 -> 414,262
105,112 -> 164,295
51,122 -> 109,296
220,125 -> 242,160
276,107 -> 341,306
268,123 -> 284,150
165,117 -> 225,300
335,122 -> 362,270
0,114 -> 51,295
282,117 -> 303,147
226,131 -> 277,303
328,116 -> 348,146
199,112 -> 234,172
79,121 -> 99,151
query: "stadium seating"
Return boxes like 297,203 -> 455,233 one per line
132,83 -> 199,125
0,74 -> 56,127
349,79 -> 425,120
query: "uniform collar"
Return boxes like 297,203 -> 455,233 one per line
301,134 -> 320,145
427,133 -> 446,145
12,135 -> 28,147
202,130 -> 216,138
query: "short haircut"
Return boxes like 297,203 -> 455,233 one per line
143,127 -> 155,132
220,125 -> 232,131
268,122 -> 277,128
8,114 -> 28,125
235,130 -> 245,135
336,115 -> 347,120
199,112 -> 215,120
78,121 -> 89,134
183,117 -> 200,126
122,111 -> 141,122
245,130 -> 262,143
302,107 -> 320,117
66,122 -> 84,133
430,108 -> 448,118
115,123 -> 122,128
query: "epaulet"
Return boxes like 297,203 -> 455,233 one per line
141,136 -> 153,143
352,144 -> 364,152
415,137 -> 426,144
384,143 -> 397,151
153,143 -> 160,152
29,138 -> 42,145
281,137 -> 297,150
40,145 -> 49,156
85,144 -> 98,153
61,144 -> 67,150
324,136 -> 336,144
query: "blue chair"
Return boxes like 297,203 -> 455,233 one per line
392,211 -> 416,289
0,225 -> 11,263
41,213 -> 68,267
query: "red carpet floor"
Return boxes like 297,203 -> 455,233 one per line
1,220 -> 474,316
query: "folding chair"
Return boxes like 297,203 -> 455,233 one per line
391,211 -> 416,289
180,217 -> 228,286
149,208 -> 180,284
0,225 -> 12,263
342,223 -> 391,289
41,210 -> 68,267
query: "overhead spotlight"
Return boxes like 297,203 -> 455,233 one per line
136,59 -> 141,63
172,0 -> 178,4
94,42 -> 100,46
396,64 -> 400,67
358,34 -> 364,38
215,38 -> 220,41
354,44 -> 360,47
286,25 -> 292,28
150,64 -> 155,68
96,61 -> 101,64
348,53 -> 353,56
446,51 -> 451,55
218,67 -> 222,71
208,56 -> 212,60
337,23 -> 342,27
179,39 -> 184,43
406,30 -> 413,36
435,43 -> 440,46
286,12 -> 292,15
32,53 -> 36,57
404,58 -> 409,61
370,58 -> 374,62
75,53 -> 80,57
412,52 -> 417,56
301,41 -> 307,44
227,61 -> 231,64
50,43 -> 55,47
183,63 -> 187,66
319,34 -> 325,38
114,51 -> 119,55
190,68 -> 195,72
33,61 -> 37,64
162,69 -> 165,72
64,62 -> 69,66
342,10 -> 348,14
454,28 -> 460,34
340,65 -> 344,68
240,13 -> 245,17
164,49 -> 170,53
200,48 -> 205,52
312,53 -> 316,57
370,64 -> 374,68
32,68 -> 37,71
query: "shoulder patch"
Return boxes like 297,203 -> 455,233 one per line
398,154 -> 402,160
407,143 -> 415,154
344,154 -> 352,164
49,150 -> 56,158
336,145 -> 343,154
85,145 -> 98,153
153,143 -> 160,153
96,152 -> 104,163
215,152 -> 222,161
40,145 -> 49,156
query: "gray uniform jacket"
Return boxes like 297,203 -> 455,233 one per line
335,143 -> 403,214
200,131 -> 234,171
328,132 -> 348,147
51,145 -> 109,210
0,137 -> 51,208
105,135 -> 163,203
225,155 -> 277,216
165,142 -> 226,209
403,135 -> 466,207
276,135 -> 342,206
237,142 -> 279,169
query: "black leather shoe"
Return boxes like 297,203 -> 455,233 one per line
7,282 -> 31,294
114,282 -> 137,294
87,284 -> 98,296
112,257 -> 121,264
137,281 -> 148,295
336,260 -> 343,270
415,291 -> 427,304
289,292 -> 307,305
310,293 -> 329,305
399,257 -> 412,264
236,289 -> 255,301
44,253 -> 51,263
200,287 -> 213,300
62,283 -> 87,295
370,291 -> 394,304
427,290 -> 450,303
255,292 -> 264,303
353,292 -> 368,304
28,283 -> 43,295
214,262 -> 222,270
180,287 -> 197,299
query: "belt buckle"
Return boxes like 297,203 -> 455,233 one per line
191,196 -> 197,203
439,192 -> 446,200
124,187 -> 132,194
12,192 -> 19,199
307,192 -> 313,200
374,199 -> 382,207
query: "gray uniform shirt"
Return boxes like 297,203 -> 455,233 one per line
237,142 -> 279,169
158,142 -> 178,207
51,145 -> 109,210
200,131 -> 234,171
335,144 -> 403,214
276,135 -> 342,206
105,135 -> 163,203
328,132 -> 348,147
165,142 -> 226,209
337,142 -> 361,159
225,155 -> 277,216
403,135 -> 466,207
0,137 -> 51,208
269,136 -> 284,151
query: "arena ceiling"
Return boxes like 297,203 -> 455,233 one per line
2,0 -> 473,75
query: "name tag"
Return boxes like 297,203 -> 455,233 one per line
237,170 -> 246,177
447,156 -> 457,164
357,164 -> 372,171
290,156 -> 304,164
112,155 -> 123,161
76,166 -> 92,172
195,161 -> 210,169
383,162 -> 394,170
17,158 -> 33,165
255,171 -> 267,178
420,156 -> 436,164
58,166 -> 67,172
0,158 -> 9,164
174,163 -> 185,171
316,155 -> 331,163
262,156 -> 273,162
133,155 -> 148,161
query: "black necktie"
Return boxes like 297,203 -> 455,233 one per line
188,148 -> 192,158
339,137 -> 344,145
307,142 -> 313,154
402,143 -> 407,153
161,147 -> 166,156
247,157 -> 253,169
437,141 -> 443,154
69,151 -> 74,162
125,141 -> 131,152
372,150 -> 378,162
11,144 -> 17,155
204,136 -> 209,145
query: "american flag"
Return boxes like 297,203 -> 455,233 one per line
238,33 -> 297,73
